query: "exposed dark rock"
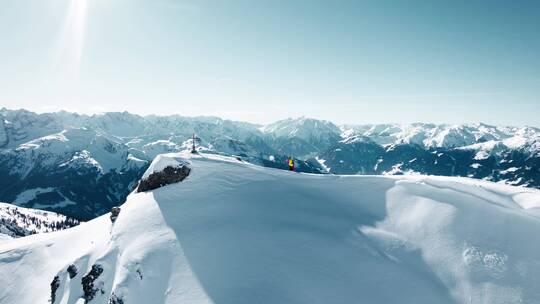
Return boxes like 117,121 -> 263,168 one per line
82,264 -> 104,303
67,264 -> 78,279
109,293 -> 124,304
50,275 -> 60,303
110,207 -> 121,223
137,165 -> 191,192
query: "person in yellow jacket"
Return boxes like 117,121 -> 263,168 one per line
288,157 -> 295,171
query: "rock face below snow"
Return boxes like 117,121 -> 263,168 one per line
81,264 -> 105,302
1,153 -> 540,304
137,165 -> 190,192
50,276 -> 60,304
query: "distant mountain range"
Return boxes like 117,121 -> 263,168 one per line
1,108 -> 539,220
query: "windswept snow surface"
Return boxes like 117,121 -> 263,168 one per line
1,153 -> 540,303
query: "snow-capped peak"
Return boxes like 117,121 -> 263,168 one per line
1,152 -> 540,304
262,116 -> 341,139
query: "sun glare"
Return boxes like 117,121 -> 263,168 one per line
52,0 -> 89,83
71,0 -> 88,63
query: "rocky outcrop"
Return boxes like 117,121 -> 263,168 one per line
136,165 -> 191,192
110,207 -> 121,223
67,264 -> 78,279
82,264 -> 104,303
50,276 -> 60,303
108,293 -> 124,304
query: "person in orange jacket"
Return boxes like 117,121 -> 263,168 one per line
288,157 -> 295,171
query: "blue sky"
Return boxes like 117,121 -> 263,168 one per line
1,0 -> 539,125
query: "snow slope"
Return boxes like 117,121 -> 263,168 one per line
1,153 -> 540,304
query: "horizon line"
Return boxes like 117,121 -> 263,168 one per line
1,107 -> 539,129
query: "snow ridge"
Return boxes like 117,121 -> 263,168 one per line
1,109 -> 539,220
1,153 -> 539,304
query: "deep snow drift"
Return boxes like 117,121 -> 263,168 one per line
1,152 -> 540,304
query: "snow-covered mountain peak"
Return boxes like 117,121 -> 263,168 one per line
341,122 -> 540,150
8,128 -> 136,175
1,108 -> 539,220
1,108 -> 538,152
260,117 -> 342,157
262,116 -> 340,138
2,152 -> 540,303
